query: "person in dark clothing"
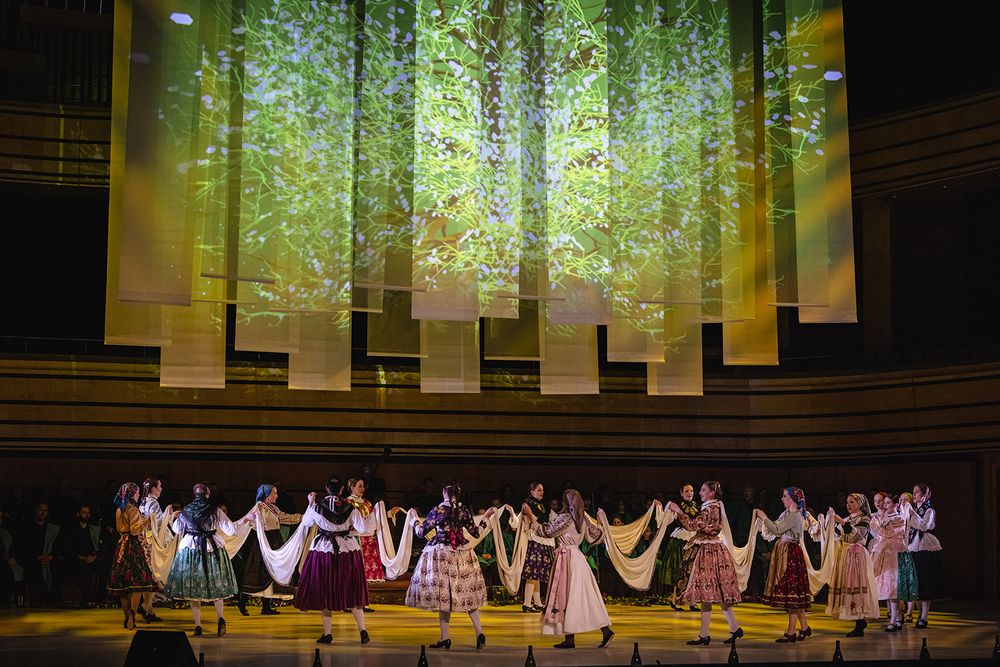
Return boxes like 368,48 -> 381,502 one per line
48,478 -> 78,530
61,505 -> 108,607
0,508 -> 18,604
360,463 -> 387,506
17,502 -> 63,605
272,481 -> 298,515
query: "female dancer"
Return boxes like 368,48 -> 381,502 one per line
107,483 -> 159,630
876,494 -> 916,631
137,477 -> 165,623
756,487 -> 818,643
868,492 -> 887,553
162,484 -> 242,637
827,493 -> 880,637
520,482 -> 554,612
343,478 -> 384,612
405,480 -> 495,650
240,484 -> 301,616
901,483 -> 946,628
666,481 -> 743,646
522,489 -> 614,649
661,483 -> 700,611
295,476 -> 376,645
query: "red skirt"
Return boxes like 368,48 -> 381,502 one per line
760,541 -> 811,610
294,549 -> 369,612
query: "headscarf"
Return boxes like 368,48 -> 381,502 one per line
786,486 -> 808,527
256,484 -> 275,505
849,492 -> 871,518
182,489 -> 217,529
564,489 -> 586,533
114,483 -> 140,511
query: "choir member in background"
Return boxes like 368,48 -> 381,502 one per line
405,480 -> 495,650
666,481 -> 743,646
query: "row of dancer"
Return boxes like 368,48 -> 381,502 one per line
103,476 -> 944,649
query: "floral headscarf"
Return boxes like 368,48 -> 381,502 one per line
786,487 -> 808,527
114,483 -> 139,511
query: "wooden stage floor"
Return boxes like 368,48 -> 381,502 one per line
2,601 -> 998,666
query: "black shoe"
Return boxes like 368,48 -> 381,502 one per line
138,608 -> 152,623
669,602 -> 683,611
884,624 -> 897,633
430,638 -> 451,649
236,597 -> 249,616
846,620 -> 866,637
193,626 -> 203,637
553,640 -> 575,648
261,607 -> 281,616
477,633 -> 486,650
361,630 -> 370,644
531,604 -> 545,613
522,605 -> 534,613
689,604 -> 700,612
723,628 -> 744,644
316,634 -> 332,644
146,612 -> 163,623
687,635 -> 710,645
217,618 -> 226,637
599,629 -> 614,648
363,606 -> 375,613
915,619 -> 928,628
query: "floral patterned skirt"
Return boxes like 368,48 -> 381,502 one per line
295,548 -> 369,611
521,541 -> 553,583
681,541 -> 741,605
360,535 -> 385,583
405,544 -> 487,613
760,541 -> 811,610
107,534 -> 158,595
896,552 -> 919,601
670,543 -> 697,604
162,545 -> 239,601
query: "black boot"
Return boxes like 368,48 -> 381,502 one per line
236,594 -> 249,616
846,619 -> 866,637
261,597 -> 281,615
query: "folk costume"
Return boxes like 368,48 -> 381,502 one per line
345,493 -> 385,584
531,492 -> 613,649
295,494 -> 376,644
107,483 -> 157,630
901,491 -> 947,627
663,497 -> 700,608
759,489 -> 817,611
520,494 -> 554,611
241,484 -> 301,614
826,494 -> 880,636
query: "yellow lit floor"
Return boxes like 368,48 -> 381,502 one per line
1,601 -> 997,666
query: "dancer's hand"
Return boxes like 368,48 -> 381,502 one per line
388,506 -> 404,517
833,514 -> 845,525
483,507 -> 496,519
307,492 -> 317,507
666,501 -> 681,514
521,503 -> 535,520
653,499 -> 663,510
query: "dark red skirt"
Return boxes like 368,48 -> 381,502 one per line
760,541 -> 811,610
294,548 -> 369,612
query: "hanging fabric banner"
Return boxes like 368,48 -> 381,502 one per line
289,312 -> 352,391
420,319 -> 480,393
540,318 -> 599,395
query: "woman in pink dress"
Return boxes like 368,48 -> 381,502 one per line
666,481 -> 743,646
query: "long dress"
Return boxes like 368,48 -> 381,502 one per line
673,499 -> 741,605
162,505 -> 240,601
826,513 -> 880,620
405,501 -> 488,613
521,497 -> 554,584
760,510 -> 817,610
871,510 -> 907,600
242,501 -> 301,599
535,513 -> 610,636
902,501 -> 947,600
138,496 -> 163,567
295,497 -> 376,611
344,495 -> 385,584
660,498 -> 699,592
107,505 -> 158,595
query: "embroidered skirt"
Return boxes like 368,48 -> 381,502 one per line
825,542 -> 879,620
911,550 -> 948,600
162,545 -> 238,601
670,543 -> 697,604
295,549 -> 369,611
360,535 -> 385,583
760,540 -> 811,610
107,534 -> 158,595
405,544 -> 487,613
896,552 -> 919,601
872,546 -> 900,600
659,537 -> 685,586
521,540 -> 553,583
681,541 -> 741,605
242,529 -> 296,598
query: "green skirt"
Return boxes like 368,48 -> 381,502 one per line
659,537 -> 686,586
896,552 -> 919,602
163,545 -> 238,601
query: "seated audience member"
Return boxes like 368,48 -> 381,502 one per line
17,502 -> 63,604
61,505 -> 109,607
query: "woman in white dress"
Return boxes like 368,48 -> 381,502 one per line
827,493 -> 880,637
137,477 -> 165,624
522,489 -> 614,649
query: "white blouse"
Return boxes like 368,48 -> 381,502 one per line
171,508 -> 238,553
301,500 -> 377,554
901,503 -> 942,552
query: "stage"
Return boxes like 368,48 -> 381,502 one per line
1,601 -> 998,666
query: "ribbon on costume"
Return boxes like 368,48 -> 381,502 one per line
543,545 -> 570,625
